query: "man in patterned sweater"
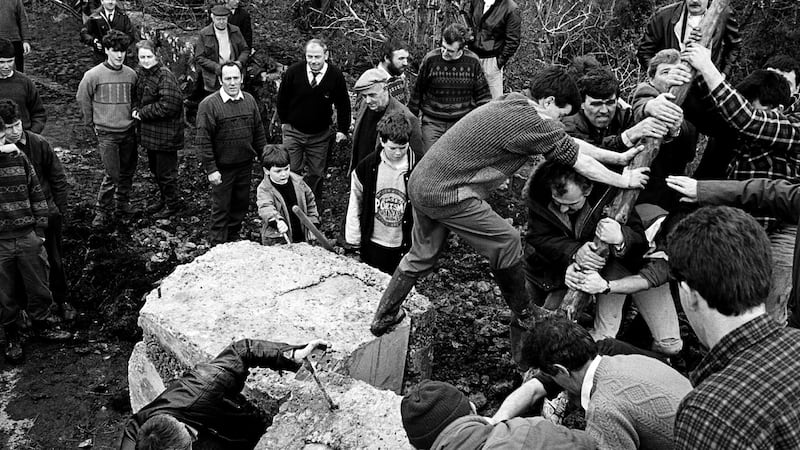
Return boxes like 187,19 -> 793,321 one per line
76,30 -> 138,229
0,119 -> 71,363
370,66 -> 650,337
408,23 -> 491,152
521,316 -> 691,449
196,61 -> 266,244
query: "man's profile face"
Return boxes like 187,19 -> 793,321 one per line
685,0 -> 709,16
0,57 -> 15,78
220,65 -> 242,96
386,49 -> 409,76
305,43 -> 327,72
211,13 -> 229,30
551,180 -> 590,215
440,40 -> 463,61
101,0 -> 116,11
651,62 -> 681,93
362,84 -> 390,111
581,94 -> 617,129
3,120 -> 23,144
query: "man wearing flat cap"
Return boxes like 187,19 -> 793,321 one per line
193,5 -> 249,99
350,68 -> 422,173
401,380 -> 595,449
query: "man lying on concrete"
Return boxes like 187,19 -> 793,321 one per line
119,338 -> 328,450
370,66 -> 650,338
400,379 -> 595,449
508,316 -> 691,449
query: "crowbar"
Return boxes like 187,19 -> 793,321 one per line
292,205 -> 335,251
304,357 -> 339,411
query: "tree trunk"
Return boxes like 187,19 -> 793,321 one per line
556,0 -> 731,320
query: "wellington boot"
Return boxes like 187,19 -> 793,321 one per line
3,325 -> 24,364
493,262 -> 552,330
370,268 -> 417,337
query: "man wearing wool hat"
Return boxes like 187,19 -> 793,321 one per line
349,68 -> 422,173
401,380 -> 595,449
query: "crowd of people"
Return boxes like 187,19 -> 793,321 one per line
2,0 -> 800,448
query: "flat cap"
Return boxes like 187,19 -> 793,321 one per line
209,4 -> 231,16
354,68 -> 390,91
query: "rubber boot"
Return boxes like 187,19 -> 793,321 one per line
493,262 -> 551,330
370,268 -> 417,337
3,324 -> 24,364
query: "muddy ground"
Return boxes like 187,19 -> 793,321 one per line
0,2 -> 704,449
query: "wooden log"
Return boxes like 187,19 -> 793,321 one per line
557,0 -> 730,320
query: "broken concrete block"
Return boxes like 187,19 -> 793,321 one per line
133,241 -> 432,404
257,372 -> 412,450
127,341 -> 166,413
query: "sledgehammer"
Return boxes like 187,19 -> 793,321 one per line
303,357 -> 339,411
291,205 -> 335,251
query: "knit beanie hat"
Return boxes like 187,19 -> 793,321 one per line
401,380 -> 472,449
0,39 -> 14,59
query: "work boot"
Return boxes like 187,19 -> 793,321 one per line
153,203 -> 183,220
31,317 -> 72,342
370,268 -> 417,336
92,211 -> 112,229
53,302 -> 77,322
493,262 -> 552,330
3,325 -> 24,364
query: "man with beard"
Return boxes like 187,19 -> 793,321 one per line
349,68 -> 422,172
376,39 -> 411,104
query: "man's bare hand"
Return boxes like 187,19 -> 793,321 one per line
577,271 -> 609,295
564,263 -> 585,290
574,242 -> 607,271
622,167 -> 650,189
22,42 -> 31,55
292,339 -> 330,362
625,117 -> 670,143
685,26 -> 703,45
208,171 -> 222,186
666,175 -> 698,202
596,218 -> 624,245
682,43 -> 716,77
644,93 -> 684,126
617,145 -> 644,165
335,131 -> 347,143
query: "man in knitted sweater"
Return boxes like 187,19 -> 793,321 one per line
522,316 -> 692,450
0,39 -> 46,133
370,66 -> 650,338
0,119 -> 72,363
196,61 -> 266,245
0,0 -> 30,72
77,30 -> 138,229
277,39 -> 350,203
409,23 -> 491,152
0,99 -> 75,322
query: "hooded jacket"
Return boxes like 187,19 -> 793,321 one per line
430,415 -> 595,449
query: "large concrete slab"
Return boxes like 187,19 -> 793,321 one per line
137,241 -> 432,394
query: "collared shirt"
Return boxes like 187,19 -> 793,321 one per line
708,80 -> 800,229
673,314 -> 800,449
215,26 -> 232,64
219,88 -> 244,103
482,0 -> 496,14
306,63 -> 328,85
579,355 -> 602,411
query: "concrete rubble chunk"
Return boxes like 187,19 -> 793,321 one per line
129,241 -> 433,446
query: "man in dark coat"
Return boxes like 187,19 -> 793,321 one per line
463,0 -> 521,98
79,0 -> 137,63
119,338 -> 327,450
349,68 -> 422,173
636,0 -> 740,76
194,5 -> 250,96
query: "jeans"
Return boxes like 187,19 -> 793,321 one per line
420,116 -> 457,153
398,198 -> 522,276
767,224 -> 796,326
282,123 -> 332,203
631,282 -> 683,355
146,150 -> 181,208
209,163 -> 252,244
0,231 -> 53,326
96,128 -> 138,213
480,57 -> 503,99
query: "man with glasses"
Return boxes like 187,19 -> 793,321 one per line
408,23 -> 491,152
120,338 -> 329,449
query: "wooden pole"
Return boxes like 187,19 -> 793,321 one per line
557,0 -> 730,320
